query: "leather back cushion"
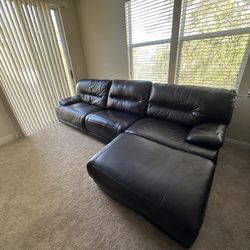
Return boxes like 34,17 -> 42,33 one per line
76,79 -> 112,107
147,83 -> 236,126
107,80 -> 152,116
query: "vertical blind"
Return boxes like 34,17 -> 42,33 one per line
125,0 -> 174,83
176,0 -> 250,89
0,0 -> 71,135
126,0 -> 250,89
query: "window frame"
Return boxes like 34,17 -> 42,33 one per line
49,5 -> 76,95
125,0 -> 250,94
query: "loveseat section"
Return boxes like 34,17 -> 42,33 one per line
87,133 -> 215,247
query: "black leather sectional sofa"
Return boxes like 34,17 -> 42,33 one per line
56,79 -> 236,247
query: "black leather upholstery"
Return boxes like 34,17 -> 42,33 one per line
59,95 -> 81,106
126,118 -> 218,161
87,133 -> 215,247
56,79 -> 111,130
86,110 -> 140,143
186,123 -> 226,149
107,80 -> 152,116
56,103 -> 101,130
76,79 -> 111,107
147,83 -> 236,126
56,79 -> 236,247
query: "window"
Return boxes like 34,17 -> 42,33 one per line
125,0 -> 250,89
125,0 -> 174,83
176,0 -> 250,89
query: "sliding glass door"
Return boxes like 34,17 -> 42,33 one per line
0,0 -> 74,135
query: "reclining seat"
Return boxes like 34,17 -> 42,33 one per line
56,80 -> 111,131
85,80 -> 152,143
126,83 -> 236,162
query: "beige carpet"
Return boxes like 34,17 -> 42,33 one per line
0,124 -> 249,250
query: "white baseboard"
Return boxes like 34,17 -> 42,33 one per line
225,138 -> 250,150
0,133 -> 18,146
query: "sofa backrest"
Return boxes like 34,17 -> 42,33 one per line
76,79 -> 111,108
107,80 -> 152,116
147,83 -> 236,126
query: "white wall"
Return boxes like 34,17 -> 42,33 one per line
76,0 -> 250,144
60,0 -> 87,81
226,54 -> 250,143
76,0 -> 128,79
226,97 -> 250,143
0,99 -> 17,145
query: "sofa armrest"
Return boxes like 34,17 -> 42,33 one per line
186,123 -> 226,149
59,95 -> 81,106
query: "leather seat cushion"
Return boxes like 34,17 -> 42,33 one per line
85,110 -> 140,143
87,133 -> 215,247
55,103 -> 101,130
126,118 -> 218,161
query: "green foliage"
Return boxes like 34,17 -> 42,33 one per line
176,0 -> 250,89
129,0 -> 250,89
177,35 -> 250,89
184,0 -> 249,35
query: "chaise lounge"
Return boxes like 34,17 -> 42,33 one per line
56,79 -> 236,247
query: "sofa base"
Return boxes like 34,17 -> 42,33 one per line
86,130 -> 112,144
95,181 -> 195,248
58,119 -> 86,132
